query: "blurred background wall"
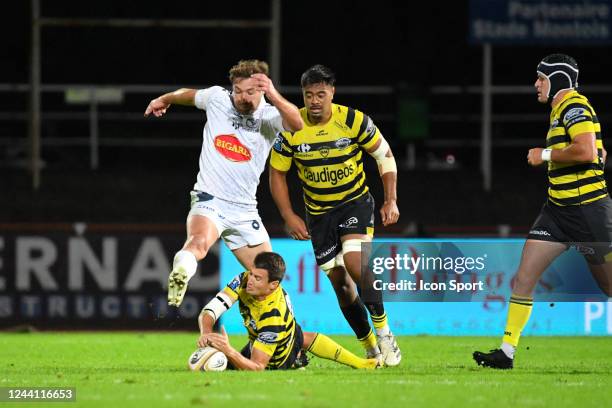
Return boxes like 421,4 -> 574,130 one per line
1,0 -> 611,330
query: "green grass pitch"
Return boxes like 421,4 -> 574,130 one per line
1,333 -> 610,407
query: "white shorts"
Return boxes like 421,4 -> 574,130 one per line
188,191 -> 270,250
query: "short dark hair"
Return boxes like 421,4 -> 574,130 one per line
541,54 -> 578,70
254,252 -> 286,283
300,64 -> 336,87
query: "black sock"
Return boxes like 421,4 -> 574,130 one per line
364,301 -> 385,318
340,297 -> 372,339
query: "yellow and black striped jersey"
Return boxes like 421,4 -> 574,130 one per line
222,271 -> 297,369
546,90 -> 607,206
269,104 -> 382,215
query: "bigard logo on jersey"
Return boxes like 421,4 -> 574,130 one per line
214,134 -> 252,162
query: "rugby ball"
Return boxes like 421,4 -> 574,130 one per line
188,347 -> 228,372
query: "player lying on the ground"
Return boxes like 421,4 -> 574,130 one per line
474,53 -> 612,370
144,60 -> 303,307
198,252 -> 379,370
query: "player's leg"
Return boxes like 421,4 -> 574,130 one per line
587,263 -> 612,296
308,209 -> 380,359
326,265 -> 380,359
338,193 -> 401,366
341,233 -> 401,366
473,239 -> 566,369
302,331 -> 379,369
226,211 -> 272,269
232,241 -> 273,269
582,197 -> 612,296
168,213 -> 221,306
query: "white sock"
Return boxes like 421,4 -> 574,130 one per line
500,342 -> 515,359
376,325 -> 390,337
173,250 -> 198,280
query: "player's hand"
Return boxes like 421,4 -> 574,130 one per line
144,98 -> 171,118
207,326 -> 231,354
284,213 -> 310,240
197,333 -> 214,348
380,200 -> 400,226
527,148 -> 545,166
251,73 -> 278,97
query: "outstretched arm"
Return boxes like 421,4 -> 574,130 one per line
144,88 -> 197,118
366,137 -> 400,226
251,73 -> 303,132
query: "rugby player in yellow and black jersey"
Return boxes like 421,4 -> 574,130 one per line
197,252 -> 378,370
474,54 -> 612,370
269,65 -> 401,367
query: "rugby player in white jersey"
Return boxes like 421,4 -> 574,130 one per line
144,60 -> 303,306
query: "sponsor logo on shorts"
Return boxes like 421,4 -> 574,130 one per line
572,244 -> 595,255
339,216 -> 358,228
214,134 -> 252,162
251,220 -> 260,230
316,244 -> 338,260
194,204 -> 216,213
257,331 -> 279,344
529,229 -> 551,236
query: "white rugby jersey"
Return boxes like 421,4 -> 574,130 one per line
193,86 -> 284,206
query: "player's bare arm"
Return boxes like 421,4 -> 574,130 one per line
196,312 -> 216,348
366,137 -> 400,226
250,73 -> 303,132
527,132 -> 598,166
269,167 -> 310,240
144,88 -> 197,117
207,326 -> 271,371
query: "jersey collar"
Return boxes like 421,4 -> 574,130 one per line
552,90 -> 580,111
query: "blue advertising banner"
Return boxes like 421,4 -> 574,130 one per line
219,239 -> 611,336
469,0 -> 612,44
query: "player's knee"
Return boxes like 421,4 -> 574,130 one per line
330,270 -> 355,296
512,272 -> 537,293
342,238 -> 368,254
184,235 -> 211,260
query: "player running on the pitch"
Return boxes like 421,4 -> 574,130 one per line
198,252 -> 379,370
144,60 -> 303,307
268,65 -> 401,366
474,54 -> 612,369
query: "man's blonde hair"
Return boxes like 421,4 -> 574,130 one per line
229,59 -> 269,82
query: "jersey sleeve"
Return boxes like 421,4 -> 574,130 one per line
252,321 -> 283,357
355,111 -> 382,150
269,132 -> 294,171
261,105 -> 285,133
561,103 -> 595,140
221,271 -> 247,301
194,86 -> 224,111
